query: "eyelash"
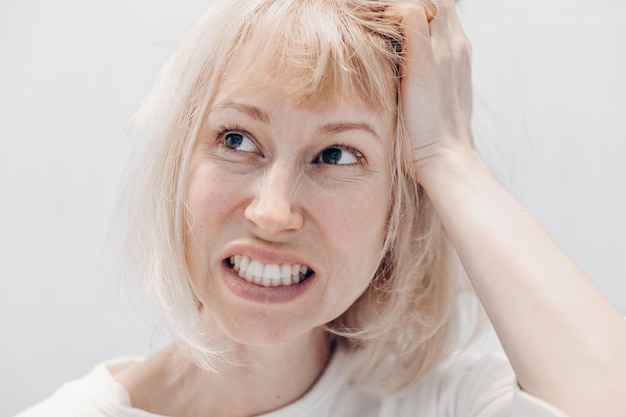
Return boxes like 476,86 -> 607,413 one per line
214,124 -> 250,143
213,124 -> 366,165
320,144 -> 366,165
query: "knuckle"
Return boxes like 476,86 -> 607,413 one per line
452,36 -> 471,56
395,2 -> 430,21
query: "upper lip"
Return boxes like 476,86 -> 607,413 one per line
222,241 -> 315,270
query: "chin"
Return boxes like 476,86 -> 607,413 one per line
205,307 -> 322,348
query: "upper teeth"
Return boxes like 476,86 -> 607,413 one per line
230,254 -> 311,287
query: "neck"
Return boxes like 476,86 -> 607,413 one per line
114,329 -> 333,417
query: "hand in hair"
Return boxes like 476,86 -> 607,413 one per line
388,1 -> 473,176
390,2 -> 626,417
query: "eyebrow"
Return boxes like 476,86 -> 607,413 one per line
318,122 -> 381,143
213,102 -> 270,124
212,102 -> 382,142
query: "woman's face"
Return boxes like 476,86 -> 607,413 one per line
184,76 -> 393,347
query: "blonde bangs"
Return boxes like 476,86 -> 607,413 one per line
221,0 -> 402,113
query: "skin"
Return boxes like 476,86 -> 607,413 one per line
113,76 -> 393,416
185,81 -> 392,349
389,3 -> 626,417
112,2 -> 626,417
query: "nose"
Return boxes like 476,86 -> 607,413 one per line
244,163 -> 304,239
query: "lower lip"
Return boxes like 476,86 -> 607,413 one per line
221,261 -> 315,304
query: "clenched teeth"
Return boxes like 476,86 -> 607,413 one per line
228,255 -> 312,287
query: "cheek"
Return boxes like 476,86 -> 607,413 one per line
184,162 -> 244,288
325,184 -> 388,245
186,163 -> 242,227
317,182 -> 390,284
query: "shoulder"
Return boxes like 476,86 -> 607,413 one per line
329,351 -> 570,417
13,357 -> 144,417
379,352 -> 570,417
404,352 -> 515,414
330,352 -> 515,416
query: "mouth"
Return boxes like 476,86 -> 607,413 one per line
225,254 -> 314,288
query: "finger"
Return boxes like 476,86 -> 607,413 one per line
445,2 -> 468,40
389,1 -> 437,23
385,3 -> 431,36
385,4 -> 433,68
431,0 -> 467,37
422,0 -> 438,22
429,0 -> 453,42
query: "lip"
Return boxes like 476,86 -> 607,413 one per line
221,242 -> 314,269
219,242 -> 316,304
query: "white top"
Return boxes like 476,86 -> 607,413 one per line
15,347 -> 570,417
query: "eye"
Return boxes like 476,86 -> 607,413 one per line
314,145 -> 364,165
217,128 -> 258,153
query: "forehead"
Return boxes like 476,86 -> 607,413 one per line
213,70 -> 394,138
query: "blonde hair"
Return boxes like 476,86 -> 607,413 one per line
126,0 -> 477,394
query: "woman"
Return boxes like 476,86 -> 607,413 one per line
16,0 -> 626,416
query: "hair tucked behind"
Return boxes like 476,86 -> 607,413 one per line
125,0 -> 479,394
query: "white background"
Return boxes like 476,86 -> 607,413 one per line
1,0 -> 625,414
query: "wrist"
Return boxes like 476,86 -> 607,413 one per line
413,143 -> 487,190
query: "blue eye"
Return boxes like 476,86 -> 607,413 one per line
220,130 -> 257,153
316,146 -> 363,165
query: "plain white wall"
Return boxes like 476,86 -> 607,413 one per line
1,0 -> 624,414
